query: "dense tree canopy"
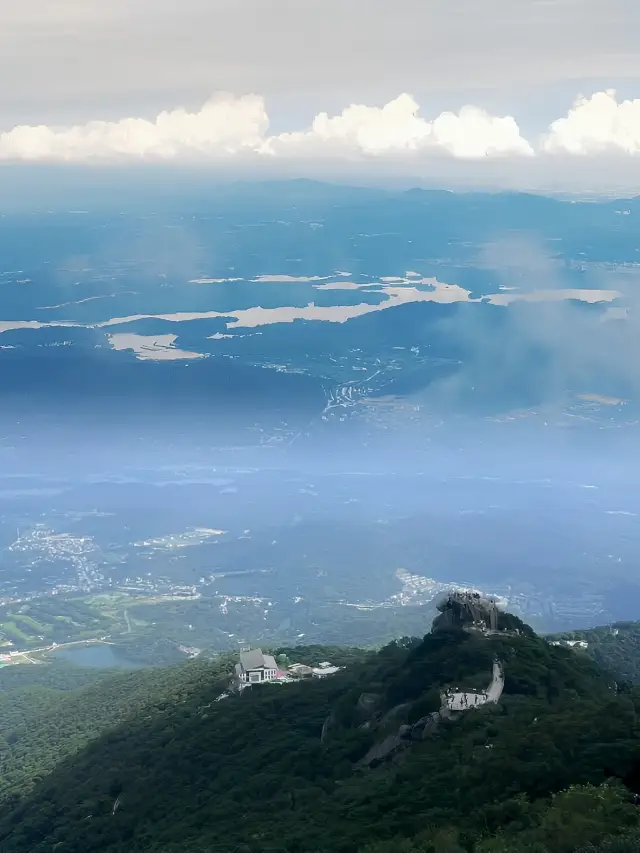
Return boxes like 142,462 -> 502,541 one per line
552,623 -> 640,686
1,622 -> 640,852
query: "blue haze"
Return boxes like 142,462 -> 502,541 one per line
2,175 -> 640,632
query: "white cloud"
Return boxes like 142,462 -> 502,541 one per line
543,90 -> 640,155
0,93 -> 268,161
6,89 -> 640,169
0,92 -> 532,162
428,106 -> 533,158
267,95 -> 533,158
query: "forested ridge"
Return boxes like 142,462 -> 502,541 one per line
552,622 -> 640,686
0,657 -> 237,802
3,615 -> 640,852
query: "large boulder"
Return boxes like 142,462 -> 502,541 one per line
379,702 -> 412,727
359,734 -> 409,767
357,693 -> 381,716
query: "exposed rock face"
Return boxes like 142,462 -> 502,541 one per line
409,713 -> 441,740
341,602 -> 509,771
358,660 -> 504,768
432,591 -> 500,633
357,693 -> 381,716
359,734 -> 410,767
379,702 -> 412,727
360,712 -> 443,766
321,711 -> 336,745
321,716 -> 330,744
421,713 -> 442,737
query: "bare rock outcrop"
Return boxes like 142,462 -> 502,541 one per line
359,733 -> 410,767
357,693 -> 381,716
321,711 -> 336,745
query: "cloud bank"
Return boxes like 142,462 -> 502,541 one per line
543,90 -> 640,155
0,94 -> 268,161
264,94 -> 532,159
1,90 -> 640,164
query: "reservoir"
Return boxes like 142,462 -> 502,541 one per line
54,643 -> 148,669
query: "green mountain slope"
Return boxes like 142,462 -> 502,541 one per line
3,600 -> 640,853
553,622 -> 640,685
0,657 -> 237,803
0,646 -> 370,806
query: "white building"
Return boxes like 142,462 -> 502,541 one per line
312,662 -> 341,678
288,662 -> 313,676
235,648 -> 278,684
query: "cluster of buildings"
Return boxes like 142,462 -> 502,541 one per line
234,648 -> 340,686
550,638 -> 589,650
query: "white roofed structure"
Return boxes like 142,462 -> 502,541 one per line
235,648 -> 278,684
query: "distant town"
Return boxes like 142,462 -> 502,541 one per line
0,519 -> 620,668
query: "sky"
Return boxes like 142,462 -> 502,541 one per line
3,0 -> 640,192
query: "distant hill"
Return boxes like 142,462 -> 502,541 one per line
3,602 -> 640,852
552,621 -> 640,685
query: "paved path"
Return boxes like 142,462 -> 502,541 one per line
442,660 -> 504,712
486,661 -> 504,703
